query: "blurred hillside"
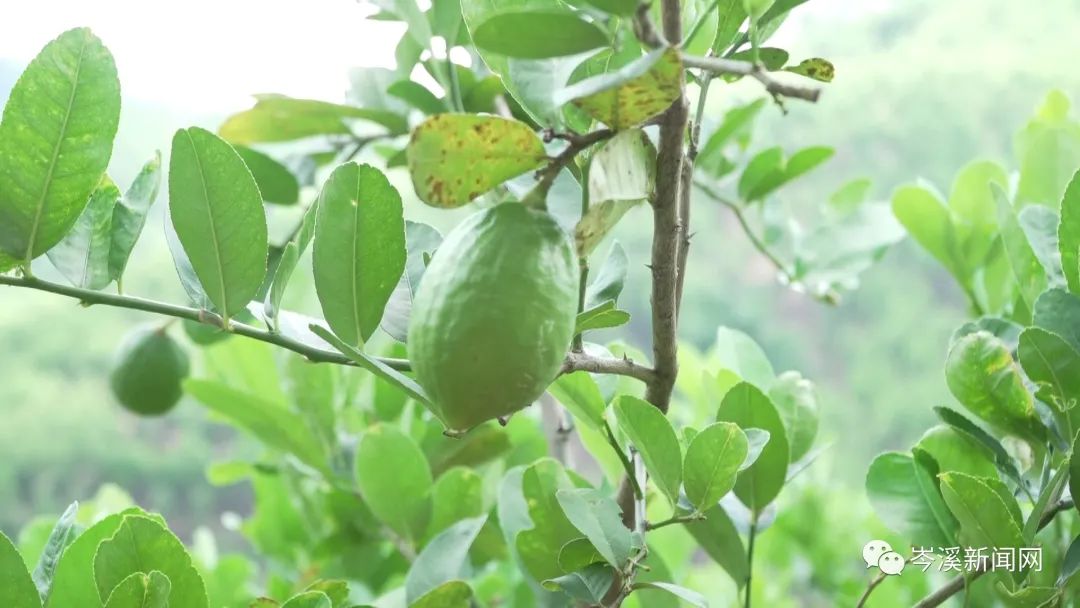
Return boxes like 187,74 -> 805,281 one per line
2,0 -> 1080,539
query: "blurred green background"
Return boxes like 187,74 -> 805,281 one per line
1,1 -> 1079,600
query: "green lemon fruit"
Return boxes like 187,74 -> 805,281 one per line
109,324 -> 191,416
408,203 -> 578,432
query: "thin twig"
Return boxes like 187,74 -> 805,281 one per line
910,499 -> 1074,608
645,511 -> 707,531
682,54 -> 821,103
694,179 -> 795,282
561,351 -> 656,384
523,128 -> 615,209
0,274 -> 655,383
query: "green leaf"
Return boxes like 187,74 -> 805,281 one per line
548,371 -> 607,431
713,326 -> 775,389
169,127 -> 268,321
994,184 -> 1046,315
866,452 -> 954,548
427,468 -> 485,539
892,185 -> 966,282
31,502 -> 78,603
1071,434 -> 1080,530
312,162 -> 405,346
1033,287 -> 1080,353
582,0 -> 636,15
697,99 -> 766,175
683,422 -> 749,512
739,146 -> 834,202
556,489 -> 634,568
45,511 -> 128,608
382,220 -> 444,342
1019,205 -> 1064,286
388,80 -> 445,115
280,591 -> 330,608
109,153 -> 163,284
914,425 -> 997,479
1023,461 -> 1068,543
355,425 -> 433,541
716,382 -> 789,513
102,572 -> 170,608
932,406 -> 1024,485
1016,91 -> 1080,207
1018,327 -> 1080,413
93,515 -> 208,608
740,428 -> 770,471
614,395 -> 682,507
219,95 -> 407,144
310,325 -> 433,407
184,380 -> 328,473
945,330 -> 1044,443
407,114 -> 546,208
264,202 -> 318,327
767,371 -> 819,462
0,531 -> 40,608
684,504 -> 748,588
1061,534 -> 1080,586
939,472 -> 1026,583
468,3 -> 608,59
516,459 -> 583,582
301,581 -> 348,608
46,176 -> 119,289
575,300 -> 631,333
411,581 -> 472,608
710,0 -> 747,53
784,57 -> 835,82
541,564 -> 614,603
630,582 -> 707,608
576,130 -> 655,255
406,516 -> 487,604
235,146 -> 300,206
0,28 -> 121,262
585,241 -> 628,309
911,448 -> 961,546
1058,172 -> 1080,293
556,48 -> 683,130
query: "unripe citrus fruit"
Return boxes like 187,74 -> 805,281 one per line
109,324 -> 190,416
408,203 -> 578,432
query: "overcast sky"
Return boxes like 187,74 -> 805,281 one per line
0,0 -> 870,111
0,0 -> 404,110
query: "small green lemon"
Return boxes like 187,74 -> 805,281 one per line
408,203 -> 578,432
109,324 -> 191,416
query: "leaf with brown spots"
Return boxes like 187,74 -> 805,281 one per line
407,114 -> 547,208
554,48 -> 683,130
784,58 -> 835,83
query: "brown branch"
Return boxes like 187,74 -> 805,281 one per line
644,1 -> 688,415
523,128 -> 615,208
681,55 -> 822,102
561,351 -> 656,384
0,274 -> 660,385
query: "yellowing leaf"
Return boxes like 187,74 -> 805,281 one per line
556,48 -> 683,130
784,58 -> 835,82
219,95 -> 407,144
407,114 -> 547,208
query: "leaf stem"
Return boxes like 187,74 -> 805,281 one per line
604,422 -> 643,498
1,274 -> 658,383
644,511 -> 707,531
681,54 -> 821,102
744,517 -> 757,608
573,162 -> 591,353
